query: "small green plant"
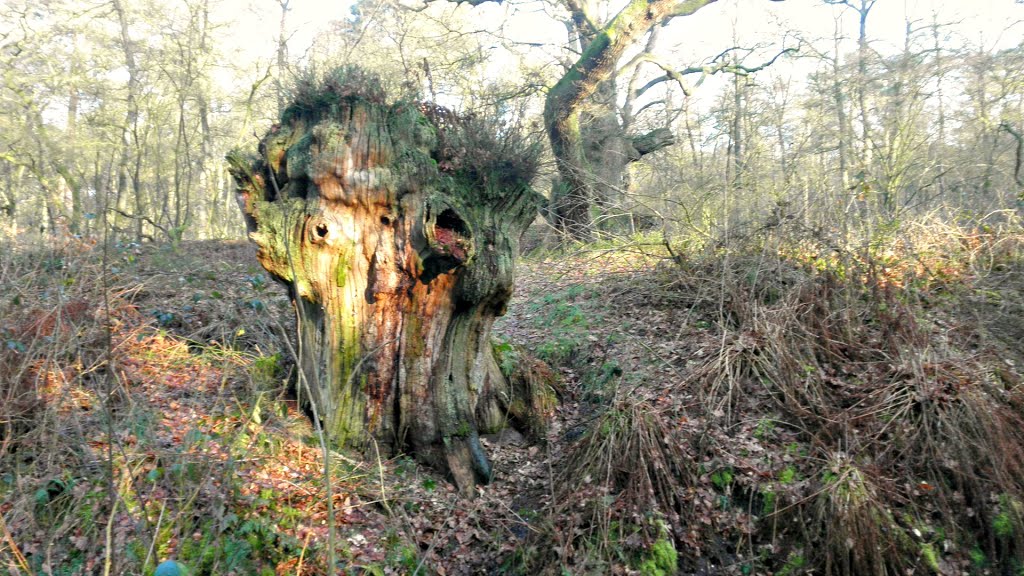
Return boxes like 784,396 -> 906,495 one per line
493,340 -> 518,377
754,418 -> 775,439
920,543 -> 940,572
251,353 -> 284,388
581,360 -> 623,397
453,421 -> 472,437
535,335 -> 579,366
637,538 -> 677,576
778,466 -> 798,484
993,494 -> 1022,539
761,489 -> 777,516
550,302 -> 587,328
993,511 -> 1014,539
527,286 -> 597,370
248,274 -> 268,291
710,468 -> 734,490
970,547 -> 986,568
777,551 -> 806,576
151,309 -> 176,326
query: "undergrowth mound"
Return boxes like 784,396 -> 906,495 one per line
505,218 -> 1024,575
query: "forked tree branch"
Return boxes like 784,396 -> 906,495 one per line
636,44 -> 800,97
107,207 -> 173,241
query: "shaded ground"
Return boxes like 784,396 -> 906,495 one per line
3,228 -> 1024,575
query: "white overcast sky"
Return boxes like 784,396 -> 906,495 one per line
239,0 -> 1024,58
213,0 -> 1024,115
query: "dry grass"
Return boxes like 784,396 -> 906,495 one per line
526,214 -> 1024,574
5,214 -> 1024,575
0,237 -> 377,575
514,398 -> 689,574
698,217 -> 1024,573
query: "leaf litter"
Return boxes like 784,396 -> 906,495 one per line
3,228 -> 1024,575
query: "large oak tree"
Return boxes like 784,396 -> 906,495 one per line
447,0 -> 787,240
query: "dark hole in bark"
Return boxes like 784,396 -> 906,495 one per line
420,209 -> 469,281
436,208 -> 469,237
292,177 -> 311,199
431,207 -> 470,263
420,253 -> 460,284
380,215 -> 391,226
315,223 -> 328,238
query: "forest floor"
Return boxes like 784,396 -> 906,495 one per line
3,220 -> 1024,575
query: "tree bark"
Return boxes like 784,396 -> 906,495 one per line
228,72 -> 549,495
544,0 -> 717,240
275,0 -> 290,119
112,0 -> 143,243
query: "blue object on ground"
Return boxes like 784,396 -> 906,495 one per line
154,560 -> 187,576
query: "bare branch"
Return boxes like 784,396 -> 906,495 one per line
631,127 -> 676,156
633,54 -> 697,96
564,0 -> 598,36
424,0 -> 502,6
107,207 -> 173,240
1000,121 -> 1024,187
669,0 -> 781,17
667,0 -> 720,19
636,43 -> 799,97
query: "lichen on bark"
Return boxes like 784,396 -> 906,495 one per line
226,67 -> 549,495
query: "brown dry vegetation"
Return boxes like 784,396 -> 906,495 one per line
2,214 -> 1024,575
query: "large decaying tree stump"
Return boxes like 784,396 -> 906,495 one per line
227,69 -> 551,494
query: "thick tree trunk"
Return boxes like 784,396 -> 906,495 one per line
543,0 -> 709,240
568,107 -> 676,234
228,71 -> 549,495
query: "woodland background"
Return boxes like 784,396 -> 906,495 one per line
2,0 -> 1022,243
4,0 -> 1024,574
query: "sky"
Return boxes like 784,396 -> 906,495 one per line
214,0 -> 1024,113
232,0 -> 1024,58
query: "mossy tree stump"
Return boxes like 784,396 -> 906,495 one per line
227,70 -> 549,494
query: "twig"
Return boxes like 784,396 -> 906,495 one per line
106,207 -> 173,242
101,158 -> 119,576
102,497 -> 120,576
296,530 -> 312,575
0,513 -> 34,575
142,502 -> 166,570
370,437 -> 392,515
